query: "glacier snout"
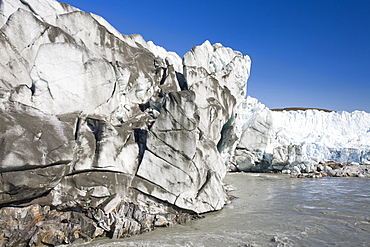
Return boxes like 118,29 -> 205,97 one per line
232,96 -> 370,174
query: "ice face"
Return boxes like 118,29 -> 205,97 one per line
235,96 -> 370,172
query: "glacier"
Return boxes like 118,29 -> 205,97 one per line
0,0 -> 369,246
0,0 -> 251,245
232,96 -> 370,174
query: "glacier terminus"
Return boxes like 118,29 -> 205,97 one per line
0,0 -> 369,245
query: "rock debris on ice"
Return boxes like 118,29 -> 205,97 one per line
0,0 -> 369,245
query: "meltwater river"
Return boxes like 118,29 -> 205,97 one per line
68,173 -> 370,247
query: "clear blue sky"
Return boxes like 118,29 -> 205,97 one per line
61,0 -> 370,112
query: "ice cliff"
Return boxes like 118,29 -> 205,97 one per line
232,96 -> 370,174
0,0 -> 251,245
1,0 -> 369,245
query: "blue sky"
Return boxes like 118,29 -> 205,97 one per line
61,0 -> 370,112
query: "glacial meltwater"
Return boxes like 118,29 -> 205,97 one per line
68,173 -> 370,246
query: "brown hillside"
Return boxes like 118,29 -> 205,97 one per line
271,107 -> 333,112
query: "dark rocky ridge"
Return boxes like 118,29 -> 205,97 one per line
271,107 -> 333,112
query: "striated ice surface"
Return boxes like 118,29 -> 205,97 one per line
0,0 -> 252,244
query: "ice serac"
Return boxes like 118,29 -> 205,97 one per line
0,0 -> 251,245
233,96 -> 370,174
183,40 -> 251,163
